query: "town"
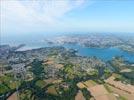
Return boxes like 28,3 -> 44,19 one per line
1,0 -> 134,100
44,34 -> 134,53
0,44 -> 134,100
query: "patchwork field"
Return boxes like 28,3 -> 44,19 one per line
106,84 -> 134,100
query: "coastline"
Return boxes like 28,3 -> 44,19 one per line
14,43 -> 134,62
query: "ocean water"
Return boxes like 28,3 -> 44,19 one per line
2,34 -> 134,62
18,43 -> 134,62
63,44 -> 134,62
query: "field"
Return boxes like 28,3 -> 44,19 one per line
77,80 -> 97,89
106,84 -> 134,100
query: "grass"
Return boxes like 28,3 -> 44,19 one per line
119,95 -> 127,100
77,82 -> 86,89
83,80 -> 97,88
35,80 -> 47,88
104,84 -> 113,93
9,81 -> 21,89
0,75 -> 13,83
19,89 -> 33,100
0,75 -> 21,90
0,84 -> 9,94
46,85 -> 58,95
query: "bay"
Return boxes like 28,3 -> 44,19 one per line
18,42 -> 134,62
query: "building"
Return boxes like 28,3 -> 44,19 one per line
12,63 -> 26,79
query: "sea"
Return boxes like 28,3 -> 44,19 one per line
1,34 -> 134,62
15,42 -> 134,62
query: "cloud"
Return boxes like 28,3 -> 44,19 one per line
1,0 -> 86,34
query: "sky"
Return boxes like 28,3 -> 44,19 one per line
1,0 -> 134,37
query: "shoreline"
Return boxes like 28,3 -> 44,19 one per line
14,44 -> 134,63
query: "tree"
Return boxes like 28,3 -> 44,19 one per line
81,88 -> 92,100
63,64 -> 75,80
31,59 -> 45,79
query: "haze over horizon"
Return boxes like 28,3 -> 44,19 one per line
1,0 -> 134,37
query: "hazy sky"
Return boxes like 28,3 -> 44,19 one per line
1,0 -> 134,36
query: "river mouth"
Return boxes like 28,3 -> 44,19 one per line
17,43 -> 134,62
